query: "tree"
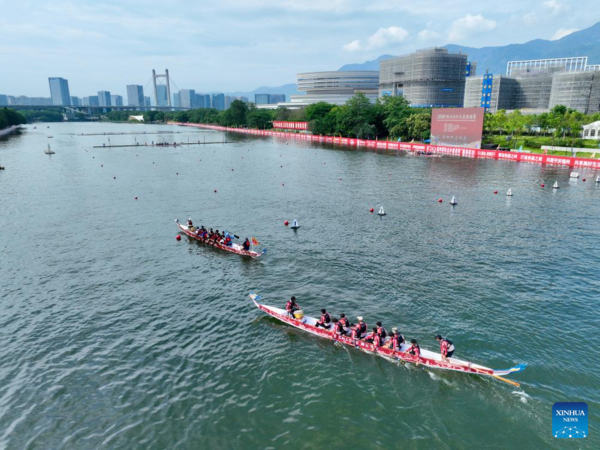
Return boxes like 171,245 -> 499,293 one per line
377,95 -> 412,138
224,100 -> 249,127
305,102 -> 335,121
247,109 -> 274,129
406,113 -> 431,141
336,93 -> 377,137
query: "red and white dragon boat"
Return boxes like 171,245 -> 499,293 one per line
176,219 -> 266,259
250,293 -> 526,387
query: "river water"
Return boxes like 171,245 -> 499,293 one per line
1,122 -> 598,449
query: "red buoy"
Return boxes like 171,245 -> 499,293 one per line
541,183 -> 545,188
135,197 -> 138,200
284,220 -> 289,226
214,189 -> 217,193
438,198 -> 443,203
583,178 -> 586,182
494,190 -> 498,194
176,235 -> 181,241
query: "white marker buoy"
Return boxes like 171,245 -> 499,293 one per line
553,181 -> 559,189
450,196 -> 457,205
378,206 -> 386,216
291,219 -> 300,230
596,175 -> 600,183
506,189 -> 513,197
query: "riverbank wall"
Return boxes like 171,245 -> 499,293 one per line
169,122 -> 600,171
0,125 -> 21,138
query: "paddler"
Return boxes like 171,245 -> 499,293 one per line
435,335 -> 455,360
224,235 -> 232,247
339,314 -> 350,335
243,238 -> 250,251
332,318 -> 344,336
315,309 -> 331,329
384,327 -> 405,351
376,321 -> 387,339
285,296 -> 300,318
365,327 -> 383,348
187,218 -> 194,228
351,316 -> 367,339
407,339 -> 421,358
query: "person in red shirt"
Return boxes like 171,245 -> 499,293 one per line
314,309 -> 331,329
351,316 -> 367,339
332,318 -> 344,336
285,296 -> 300,318
339,314 -> 350,335
365,327 -> 383,348
407,339 -> 421,363
384,327 -> 405,351
376,321 -> 387,340
435,335 -> 455,360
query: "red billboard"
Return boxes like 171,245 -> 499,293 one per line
272,121 -> 308,130
431,108 -> 485,149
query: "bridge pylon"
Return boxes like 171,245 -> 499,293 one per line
152,69 -> 172,108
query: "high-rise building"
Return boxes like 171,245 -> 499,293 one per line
212,93 -> 225,111
269,94 -> 285,104
255,94 -> 270,105
7,96 -> 16,105
225,95 -> 235,109
379,48 -> 467,107
173,92 -> 181,107
507,57 -> 589,76
144,96 -> 152,107
83,95 -> 99,106
126,85 -> 144,107
111,95 -> 123,107
98,91 -> 112,107
70,96 -> 81,106
179,89 -> 196,108
238,96 -> 249,103
156,85 -> 169,107
0,95 -> 7,106
48,77 -> 72,106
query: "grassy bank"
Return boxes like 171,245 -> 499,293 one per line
484,135 -> 600,158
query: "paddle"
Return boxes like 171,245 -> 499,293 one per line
492,375 -> 521,388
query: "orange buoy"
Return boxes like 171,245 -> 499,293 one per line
176,235 -> 181,241
284,220 -> 289,226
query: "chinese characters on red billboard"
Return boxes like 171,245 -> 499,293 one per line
272,121 -> 308,130
431,108 -> 485,149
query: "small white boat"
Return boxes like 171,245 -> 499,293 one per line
553,181 -> 559,189
377,206 -> 386,216
570,172 -> 580,179
291,219 -> 300,230
450,196 -> 457,205
506,189 -> 513,197
44,144 -> 55,155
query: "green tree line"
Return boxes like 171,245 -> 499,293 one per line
0,108 -> 27,130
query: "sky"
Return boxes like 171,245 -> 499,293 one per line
0,0 -> 598,98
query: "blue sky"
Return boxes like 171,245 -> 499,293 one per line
0,0 -> 597,97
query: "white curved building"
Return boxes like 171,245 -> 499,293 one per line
261,71 -> 379,109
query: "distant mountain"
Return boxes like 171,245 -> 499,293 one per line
338,21 -> 600,75
224,83 -> 300,102
338,54 -> 394,71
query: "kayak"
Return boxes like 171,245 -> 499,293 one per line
175,219 -> 266,259
249,293 -> 526,386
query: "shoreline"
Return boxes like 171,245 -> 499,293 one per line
170,122 -> 600,171
0,125 -> 21,137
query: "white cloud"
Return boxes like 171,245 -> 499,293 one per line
418,29 -> 442,42
343,39 -> 362,52
551,28 -> 579,40
543,0 -> 566,14
448,14 -> 497,41
343,26 -> 409,52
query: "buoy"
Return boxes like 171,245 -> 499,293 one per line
214,189 -> 217,193
135,197 -> 138,200
583,178 -> 586,182
553,181 -> 559,189
101,165 -> 103,167
291,219 -> 300,230
438,198 -> 443,203
284,220 -> 289,226
176,172 -> 179,175
450,196 -> 457,205
506,189 -> 513,196
370,208 -> 374,213
282,183 -> 285,186
541,183 -> 545,188
378,206 -> 386,216
494,190 -> 498,194
596,175 -> 600,183
176,235 -> 181,241
113,176 -> 116,179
